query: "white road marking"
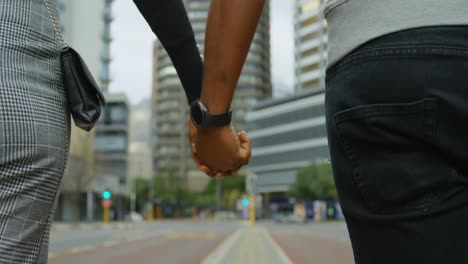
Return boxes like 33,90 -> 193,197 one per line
259,227 -> 292,264
201,228 -> 245,264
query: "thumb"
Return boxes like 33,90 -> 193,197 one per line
238,131 -> 252,162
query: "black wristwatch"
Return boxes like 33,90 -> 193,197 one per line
190,99 -> 232,128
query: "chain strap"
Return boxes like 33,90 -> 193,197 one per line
43,0 -> 67,48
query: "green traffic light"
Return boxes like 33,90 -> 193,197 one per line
103,190 -> 111,200
242,198 -> 249,207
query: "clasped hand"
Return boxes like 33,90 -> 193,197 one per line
189,119 -> 252,177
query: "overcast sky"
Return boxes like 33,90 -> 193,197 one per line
110,0 -> 295,104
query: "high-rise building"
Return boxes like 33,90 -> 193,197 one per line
101,0 -> 113,91
128,100 -> 153,213
294,0 -> 327,91
57,0 -> 112,90
152,0 -> 271,191
130,99 -> 152,144
93,93 -> 130,221
54,0 -> 114,221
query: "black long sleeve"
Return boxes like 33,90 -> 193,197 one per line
133,0 -> 203,105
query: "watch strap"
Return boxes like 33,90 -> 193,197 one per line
204,108 -> 232,128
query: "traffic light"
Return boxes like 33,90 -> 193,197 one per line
102,189 -> 111,200
242,197 -> 249,207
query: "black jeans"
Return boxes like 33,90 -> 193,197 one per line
326,26 -> 468,264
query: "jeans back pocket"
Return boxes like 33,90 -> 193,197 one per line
333,98 -> 450,214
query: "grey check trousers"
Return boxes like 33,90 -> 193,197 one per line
0,0 -> 70,263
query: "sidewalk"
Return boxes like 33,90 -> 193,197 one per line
202,224 -> 292,264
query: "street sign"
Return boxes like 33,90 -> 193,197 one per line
101,199 -> 112,208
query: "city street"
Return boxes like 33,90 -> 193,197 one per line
266,222 -> 353,264
48,221 -> 354,264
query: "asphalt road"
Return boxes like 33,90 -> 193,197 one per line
48,220 -> 354,264
266,222 -> 354,264
49,221 -> 238,264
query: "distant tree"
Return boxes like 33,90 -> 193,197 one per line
289,162 -> 338,201
223,189 -> 242,210
194,193 -> 216,209
153,171 -> 193,206
194,173 -> 246,209
135,178 -> 150,200
133,178 -> 150,212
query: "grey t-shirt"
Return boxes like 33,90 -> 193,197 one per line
325,0 -> 468,69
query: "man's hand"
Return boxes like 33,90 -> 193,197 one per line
191,122 -> 251,177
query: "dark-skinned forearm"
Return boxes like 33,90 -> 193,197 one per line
201,0 -> 266,114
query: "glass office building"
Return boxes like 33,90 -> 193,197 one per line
247,88 -> 329,193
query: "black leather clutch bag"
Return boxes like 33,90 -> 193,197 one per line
61,47 -> 106,131
45,0 -> 106,132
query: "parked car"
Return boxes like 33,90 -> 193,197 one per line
272,213 -> 289,223
125,212 -> 144,222
286,214 -> 306,224
214,211 -> 238,221
273,213 -> 305,224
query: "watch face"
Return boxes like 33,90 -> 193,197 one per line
191,103 -> 204,127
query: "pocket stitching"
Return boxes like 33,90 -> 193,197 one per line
333,98 -> 438,124
334,98 -> 442,213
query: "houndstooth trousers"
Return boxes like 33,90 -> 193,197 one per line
0,0 -> 70,263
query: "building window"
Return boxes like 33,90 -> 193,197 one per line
188,10 -> 209,19
101,103 -> 128,125
300,0 -> 320,14
250,145 -> 330,167
95,132 -> 127,152
109,105 -> 128,124
101,64 -> 109,79
251,103 -> 325,130
159,66 -> 177,78
251,124 -> 327,148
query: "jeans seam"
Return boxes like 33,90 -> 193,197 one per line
333,99 -> 439,124
334,121 -> 375,210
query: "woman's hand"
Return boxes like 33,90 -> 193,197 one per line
189,119 -> 251,177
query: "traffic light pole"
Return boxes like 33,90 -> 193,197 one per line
104,206 -> 110,224
248,173 -> 256,227
216,178 -> 222,211
249,194 -> 255,227
102,189 -> 112,224
148,168 -> 155,221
